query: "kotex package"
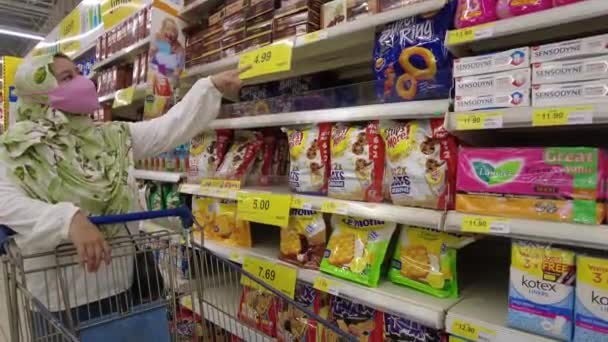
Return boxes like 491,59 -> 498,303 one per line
456,147 -> 606,224
383,312 -> 443,341
388,226 -> 460,298
187,130 -> 233,183
532,55 -> 608,85
496,0 -> 552,19
280,208 -> 326,270
453,47 -> 530,77
320,215 -> 397,287
379,119 -> 458,210
455,68 -> 530,97
277,283 -> 320,342
239,285 -> 279,337
208,199 -> 252,247
531,33 -> 608,63
507,240 -> 575,341
373,2 -> 455,102
327,296 -> 384,341
532,80 -> 608,107
284,124 -> 331,195
574,254 -> 608,342
215,131 -> 264,182
328,121 -> 385,202
454,0 -> 497,29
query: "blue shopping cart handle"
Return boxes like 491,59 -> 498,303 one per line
89,206 -> 193,229
0,225 -> 16,255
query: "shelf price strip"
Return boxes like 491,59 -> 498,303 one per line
237,192 -> 291,227
241,256 -> 297,299
313,276 -> 340,296
291,197 -> 313,210
456,112 -> 503,130
320,200 -> 348,215
461,216 -> 511,234
199,179 -> 240,198
532,106 -> 593,126
238,41 -> 293,79
451,319 -> 496,342
447,23 -> 495,45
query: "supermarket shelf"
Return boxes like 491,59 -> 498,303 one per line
446,278 -> 557,342
98,83 -> 148,103
197,237 -> 459,329
182,0 -> 447,83
180,0 -> 223,19
180,183 -> 444,229
447,0 -> 608,56
92,37 -> 150,71
210,100 -> 450,130
70,41 -> 97,61
445,211 -> 608,250
132,169 -> 184,183
445,104 -> 608,132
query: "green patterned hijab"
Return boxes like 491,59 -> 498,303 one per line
0,55 -> 134,223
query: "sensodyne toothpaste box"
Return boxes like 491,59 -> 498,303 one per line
533,55 -> 608,85
453,47 -> 530,77
455,68 -> 530,97
532,80 -> 608,107
531,33 -> 608,63
455,89 -> 530,111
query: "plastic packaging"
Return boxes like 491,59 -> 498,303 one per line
277,283 -> 320,342
455,68 -> 530,97
574,254 -> 608,342
280,209 -> 326,269
284,124 -> 331,195
195,199 -> 252,247
454,89 -> 530,111
188,130 -> 232,183
453,47 -> 530,77
496,0 -> 552,19
507,240 -> 575,341
215,131 -> 264,182
320,214 -> 397,287
328,121 -> 385,202
328,296 -> 384,341
553,0 -> 584,6
532,79 -> 608,107
383,312 -> 444,341
531,34 -> 608,63
239,285 -> 279,337
454,0 -> 498,29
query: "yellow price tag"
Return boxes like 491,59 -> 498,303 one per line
447,24 -> 495,45
298,30 -> 328,45
321,201 -> 348,215
199,179 -> 240,198
242,256 -> 297,298
451,319 -> 496,341
532,106 -> 593,127
456,112 -> 503,130
239,42 -> 293,79
237,192 -> 291,227
461,216 -> 510,234
291,197 -> 312,210
313,276 -> 340,296
112,86 -> 135,108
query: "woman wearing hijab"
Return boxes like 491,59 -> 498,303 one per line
0,53 -> 243,325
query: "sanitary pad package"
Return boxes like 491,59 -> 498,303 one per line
532,79 -> 608,107
455,68 -> 530,97
574,254 -> 608,342
453,47 -> 530,77
531,33 -> 608,63
456,147 -> 606,224
507,240 -> 576,341
532,55 -> 608,85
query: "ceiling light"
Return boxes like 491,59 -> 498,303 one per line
0,28 -> 44,41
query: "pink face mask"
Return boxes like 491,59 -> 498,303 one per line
23,75 -> 100,114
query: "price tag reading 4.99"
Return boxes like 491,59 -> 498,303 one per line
238,42 -> 293,79
242,256 -> 297,299
237,192 -> 291,227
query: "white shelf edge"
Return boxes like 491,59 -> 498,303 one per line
183,55 -> 239,79
92,37 -> 151,71
210,100 -> 449,130
445,211 -> 608,250
132,169 -> 183,183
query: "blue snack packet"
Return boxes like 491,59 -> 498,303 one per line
373,1 -> 455,103
383,313 -> 442,341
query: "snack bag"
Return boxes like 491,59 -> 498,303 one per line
496,0 -> 552,18
383,312 -> 443,341
163,184 -> 182,209
148,182 -> 164,210
574,254 -> 608,342
208,199 -> 252,247
327,296 -> 383,341
454,0 -> 497,29
277,283 -> 319,342
247,129 -> 277,186
328,122 -> 385,202
380,119 -> 457,210
373,2 -> 454,102
388,226 -> 458,298
284,124 -> 331,195
216,131 -> 264,181
192,196 -> 216,236
280,209 -> 327,270
188,130 -> 232,184
320,215 -> 397,287
239,285 -> 279,337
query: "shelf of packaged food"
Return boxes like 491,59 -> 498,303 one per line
182,0 -> 447,84
445,104 -> 608,132
70,41 -> 97,61
132,169 -> 184,183
194,236 -> 459,329
446,0 -> 608,57
180,0 -> 224,19
92,37 -> 150,71
209,100 -> 450,130
445,211 -> 608,250
445,277 -> 557,342
98,83 -> 148,104
180,183 -> 444,229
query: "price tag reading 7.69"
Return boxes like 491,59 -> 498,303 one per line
238,42 -> 293,79
242,256 -> 297,299
237,192 -> 291,227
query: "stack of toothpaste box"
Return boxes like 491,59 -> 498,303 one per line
532,33 -> 608,107
453,47 -> 531,111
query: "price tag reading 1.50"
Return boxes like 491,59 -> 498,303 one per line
242,256 -> 297,299
239,42 -> 293,79
237,192 -> 291,227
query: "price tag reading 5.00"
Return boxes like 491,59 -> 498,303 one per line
239,42 -> 293,79
242,256 -> 297,299
237,192 -> 291,227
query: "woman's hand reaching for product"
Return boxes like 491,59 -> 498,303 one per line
210,66 -> 252,99
69,211 -> 111,273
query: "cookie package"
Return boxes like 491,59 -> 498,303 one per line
192,197 -> 252,248
239,285 -> 279,337
284,123 -> 331,195
188,130 -> 233,183
380,119 -> 458,210
280,208 -> 327,269
215,130 -> 264,182
329,121 -> 385,202
320,214 -> 397,287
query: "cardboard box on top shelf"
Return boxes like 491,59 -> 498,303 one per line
246,11 -> 274,37
347,0 -> 377,21
322,0 -> 347,28
379,0 -> 424,13
247,0 -> 280,21
276,0 -> 322,17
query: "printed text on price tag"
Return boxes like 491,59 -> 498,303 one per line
532,106 -> 593,126
237,192 -> 291,227
313,276 -> 340,296
291,197 -> 313,210
451,319 -> 496,341
461,216 -> 510,234
242,256 -> 297,298
321,200 -> 348,215
238,42 -> 293,79
447,24 -> 495,45
456,112 -> 503,130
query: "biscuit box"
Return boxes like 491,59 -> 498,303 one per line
531,33 -> 608,63
373,2 -> 455,102
453,47 -> 530,77
455,68 -> 531,97
532,55 -> 608,85
456,147 -> 606,224
532,79 -> 608,107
